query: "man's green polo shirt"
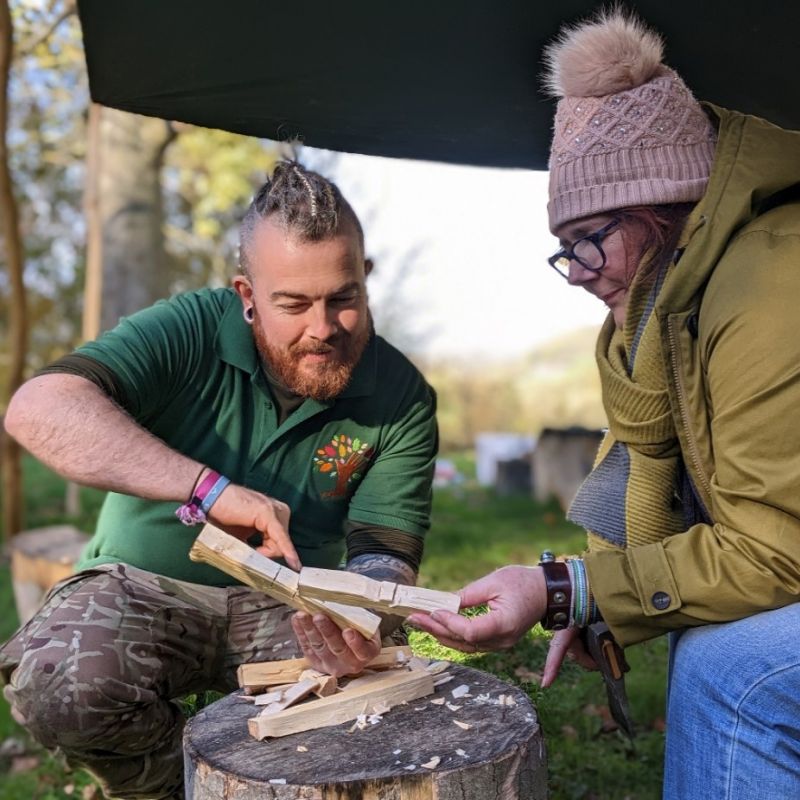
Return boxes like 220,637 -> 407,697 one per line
75,288 -> 437,586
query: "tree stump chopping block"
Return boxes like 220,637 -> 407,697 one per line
9,525 -> 90,624
184,664 -> 548,799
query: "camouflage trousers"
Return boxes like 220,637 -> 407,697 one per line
0,563 -> 302,800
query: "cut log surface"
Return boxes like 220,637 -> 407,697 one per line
188,524 -> 380,638
184,664 -> 547,800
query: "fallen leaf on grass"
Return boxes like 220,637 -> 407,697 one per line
10,755 -> 40,774
513,667 -> 542,685
597,705 -> 619,733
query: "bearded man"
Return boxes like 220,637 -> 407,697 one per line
1,162 -> 437,800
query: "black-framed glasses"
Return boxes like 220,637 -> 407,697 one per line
547,219 -> 620,279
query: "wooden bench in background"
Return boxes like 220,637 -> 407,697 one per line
9,525 -> 90,624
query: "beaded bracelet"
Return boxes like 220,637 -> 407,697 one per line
175,469 -> 231,526
567,558 -> 601,627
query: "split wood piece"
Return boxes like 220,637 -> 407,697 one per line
298,567 -> 461,616
253,689 -> 284,707
258,678 -> 319,715
299,669 -> 338,698
338,669 -> 397,692
248,668 -> 435,740
189,524 -> 380,638
237,645 -> 412,690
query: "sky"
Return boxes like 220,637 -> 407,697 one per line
306,150 -> 607,362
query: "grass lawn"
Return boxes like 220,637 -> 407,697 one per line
0,456 -> 667,799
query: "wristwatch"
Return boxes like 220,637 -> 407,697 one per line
538,550 -> 571,630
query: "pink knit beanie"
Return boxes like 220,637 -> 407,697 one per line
544,10 -> 717,232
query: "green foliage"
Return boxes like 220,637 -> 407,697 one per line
163,128 -> 279,289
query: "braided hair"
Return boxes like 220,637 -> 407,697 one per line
239,161 -> 364,275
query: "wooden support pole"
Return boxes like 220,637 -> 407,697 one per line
188,524 -> 380,639
298,566 -> 461,616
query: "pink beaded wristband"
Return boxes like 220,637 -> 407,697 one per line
175,469 -> 230,526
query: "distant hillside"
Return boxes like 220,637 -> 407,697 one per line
420,325 -> 607,449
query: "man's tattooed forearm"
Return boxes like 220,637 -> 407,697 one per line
345,553 -> 417,585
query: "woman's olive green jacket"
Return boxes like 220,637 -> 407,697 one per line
585,106 -> 800,646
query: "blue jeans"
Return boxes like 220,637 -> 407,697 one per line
665,604 -> 800,799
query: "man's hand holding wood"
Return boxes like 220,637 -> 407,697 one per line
291,612 -> 381,677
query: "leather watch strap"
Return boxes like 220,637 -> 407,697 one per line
538,551 -> 571,630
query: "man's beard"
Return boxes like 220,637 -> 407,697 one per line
252,306 -> 372,401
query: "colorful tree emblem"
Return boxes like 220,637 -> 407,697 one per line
314,434 -> 374,498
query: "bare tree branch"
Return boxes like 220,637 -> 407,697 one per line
16,0 -> 76,57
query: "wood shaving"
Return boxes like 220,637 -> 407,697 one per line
367,714 -> 383,725
430,697 -> 446,705
393,749 -> 402,755
425,660 -> 450,675
296,745 -> 308,752
372,701 -> 391,715
453,720 -> 472,730
408,656 -> 430,671
349,713 -> 369,733
421,756 -> 441,769
499,694 -> 517,707
451,684 -> 471,699
456,748 -> 468,757
433,675 -> 454,687
269,779 -> 287,784
404,764 -> 417,770
446,702 -> 461,711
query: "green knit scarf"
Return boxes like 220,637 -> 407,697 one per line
568,260 -> 686,551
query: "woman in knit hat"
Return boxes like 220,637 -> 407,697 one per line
409,9 -> 800,797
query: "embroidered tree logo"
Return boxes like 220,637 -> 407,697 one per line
314,434 -> 374,498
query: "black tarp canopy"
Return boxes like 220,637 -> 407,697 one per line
77,1 -> 800,170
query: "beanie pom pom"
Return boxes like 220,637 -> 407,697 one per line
543,9 -> 665,98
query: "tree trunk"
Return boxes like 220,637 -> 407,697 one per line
184,664 -> 548,799
0,0 -> 27,541
92,107 -> 175,331
65,105 -> 176,516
